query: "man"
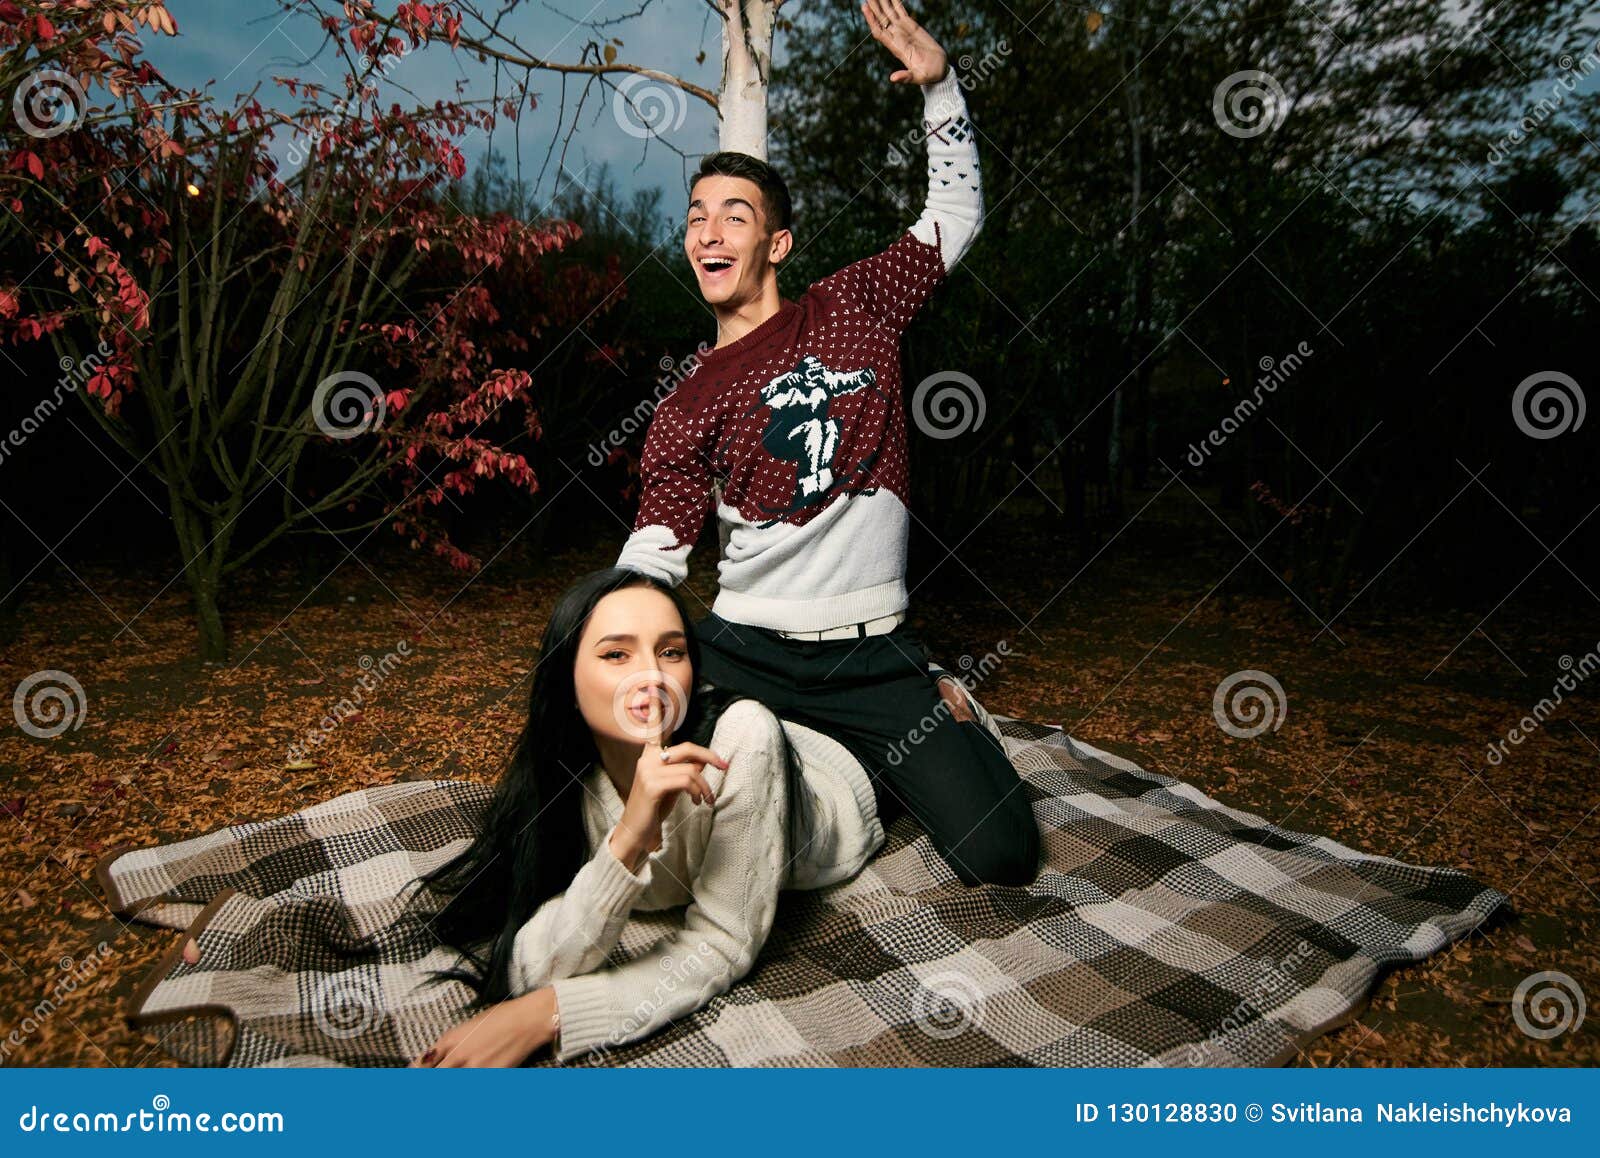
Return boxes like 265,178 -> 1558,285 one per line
616,0 -> 1037,887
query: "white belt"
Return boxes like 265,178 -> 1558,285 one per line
773,610 -> 905,641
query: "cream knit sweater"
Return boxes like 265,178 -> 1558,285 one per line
505,698 -> 887,1061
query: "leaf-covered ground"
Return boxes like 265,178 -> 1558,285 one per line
2,495 -> 1594,1067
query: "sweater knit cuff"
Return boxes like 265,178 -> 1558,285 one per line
592,822 -> 654,904
921,66 -> 964,117
549,964 -> 628,1061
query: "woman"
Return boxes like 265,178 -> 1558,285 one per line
408,566 -> 885,1066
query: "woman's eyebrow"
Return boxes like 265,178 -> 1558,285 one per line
594,631 -> 687,644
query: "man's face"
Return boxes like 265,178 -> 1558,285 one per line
685,174 -> 790,306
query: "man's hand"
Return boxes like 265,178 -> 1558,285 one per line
936,674 -> 976,724
860,0 -> 948,86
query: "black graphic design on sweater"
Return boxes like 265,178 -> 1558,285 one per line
746,354 -> 892,525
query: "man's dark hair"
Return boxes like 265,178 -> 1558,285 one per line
691,151 -> 793,237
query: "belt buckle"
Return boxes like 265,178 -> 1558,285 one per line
786,613 -> 896,641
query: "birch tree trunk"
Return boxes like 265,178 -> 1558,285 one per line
718,0 -> 779,156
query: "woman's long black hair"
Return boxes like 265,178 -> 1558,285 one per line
406,566 -> 814,1007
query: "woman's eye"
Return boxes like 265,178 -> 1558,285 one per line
601,649 -> 627,660
660,647 -> 686,660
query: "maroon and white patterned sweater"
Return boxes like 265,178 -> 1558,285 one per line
617,69 -> 982,632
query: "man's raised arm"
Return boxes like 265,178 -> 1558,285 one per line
910,64 -> 983,275
816,1 -> 983,331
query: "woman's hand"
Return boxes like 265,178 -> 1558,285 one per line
412,988 -> 556,1068
611,692 -> 728,873
861,0 -> 948,86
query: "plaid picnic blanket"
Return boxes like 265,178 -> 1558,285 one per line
98,716 -> 1507,1067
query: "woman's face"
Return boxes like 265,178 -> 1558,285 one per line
573,585 -> 694,746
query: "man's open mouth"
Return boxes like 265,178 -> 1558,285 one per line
699,256 -> 736,278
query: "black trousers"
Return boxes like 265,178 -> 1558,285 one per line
692,611 -> 1040,887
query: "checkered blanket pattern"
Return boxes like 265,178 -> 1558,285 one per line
99,716 -> 1506,1066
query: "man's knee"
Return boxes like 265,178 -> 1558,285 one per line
945,806 -> 1039,887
